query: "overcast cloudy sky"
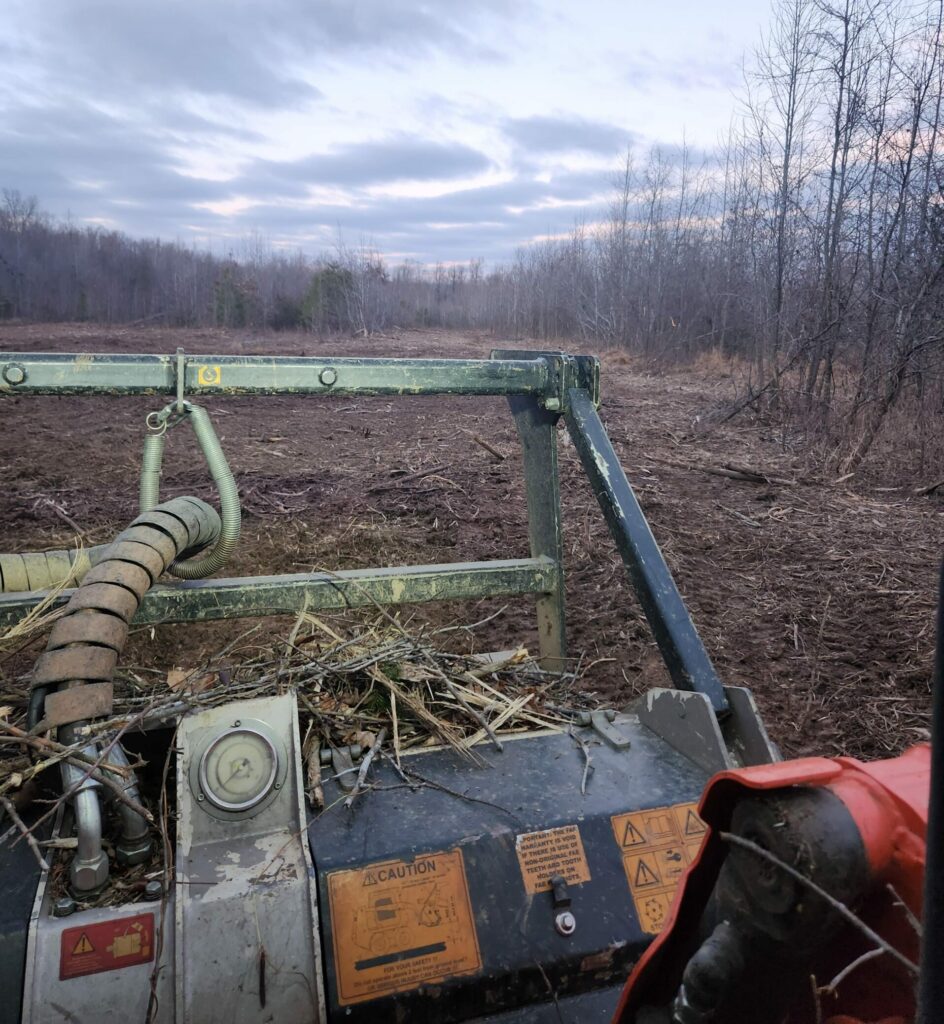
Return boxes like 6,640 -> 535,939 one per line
2,0 -> 768,264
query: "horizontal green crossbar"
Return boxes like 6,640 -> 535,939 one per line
0,557 -> 557,630
0,352 -> 550,397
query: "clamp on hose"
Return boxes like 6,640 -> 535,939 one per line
140,401 -> 240,579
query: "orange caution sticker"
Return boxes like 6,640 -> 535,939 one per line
515,824 -> 591,894
611,801 -> 706,934
327,849 -> 482,1006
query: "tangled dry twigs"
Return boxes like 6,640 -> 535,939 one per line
0,607 -> 603,906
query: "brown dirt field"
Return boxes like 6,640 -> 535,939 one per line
1,322 -> 941,760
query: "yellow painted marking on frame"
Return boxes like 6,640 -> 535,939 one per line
197,365 -> 221,386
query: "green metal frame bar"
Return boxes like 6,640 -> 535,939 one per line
0,352 -> 549,396
0,557 -> 556,630
492,350 -> 568,671
1,347 -> 731,715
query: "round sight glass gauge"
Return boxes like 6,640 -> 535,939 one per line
198,727 -> 279,812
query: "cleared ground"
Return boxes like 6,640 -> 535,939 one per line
1,323 -> 940,758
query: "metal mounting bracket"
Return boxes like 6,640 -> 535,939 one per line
576,708 -> 633,749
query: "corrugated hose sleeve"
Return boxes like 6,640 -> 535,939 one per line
0,545 -> 109,593
30,496 -> 221,696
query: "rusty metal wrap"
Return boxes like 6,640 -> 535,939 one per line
46,610 -> 128,652
30,496 -> 220,709
61,583 -> 141,622
121,523 -> 179,565
33,646 -> 119,686
43,682 -> 115,727
98,540 -> 167,584
79,561 -> 153,600
0,545 -> 107,593
1,497 -> 220,594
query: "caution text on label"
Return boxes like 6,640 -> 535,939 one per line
327,848 -> 482,1006
515,824 -> 591,895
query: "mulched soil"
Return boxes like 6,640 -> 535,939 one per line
1,322 -> 941,760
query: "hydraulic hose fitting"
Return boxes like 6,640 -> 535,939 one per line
108,743 -> 152,866
61,749 -> 109,894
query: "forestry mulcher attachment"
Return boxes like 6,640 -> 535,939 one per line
0,349 -> 936,1024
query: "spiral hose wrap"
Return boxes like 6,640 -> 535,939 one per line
27,495 -> 222,891
31,496 -> 221,695
0,544 -> 109,593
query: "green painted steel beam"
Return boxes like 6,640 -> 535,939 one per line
0,557 -> 557,630
0,352 -> 550,397
564,387 -> 728,713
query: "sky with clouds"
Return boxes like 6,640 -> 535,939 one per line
1,0 -> 769,264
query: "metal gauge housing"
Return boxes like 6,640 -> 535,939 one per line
191,719 -> 287,819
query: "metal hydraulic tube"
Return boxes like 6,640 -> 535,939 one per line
61,750 -> 109,892
107,742 -> 152,866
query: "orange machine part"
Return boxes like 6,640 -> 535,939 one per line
613,745 -> 930,1024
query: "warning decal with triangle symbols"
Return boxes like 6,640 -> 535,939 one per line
72,933 -> 95,955
621,820 -> 647,848
610,801 -> 707,935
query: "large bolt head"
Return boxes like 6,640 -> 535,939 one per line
2,362 -> 26,385
143,879 -> 163,901
116,835 -> 153,867
53,896 -> 77,918
70,852 -> 109,894
554,910 -> 576,936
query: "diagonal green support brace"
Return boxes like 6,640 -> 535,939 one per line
564,387 -> 728,714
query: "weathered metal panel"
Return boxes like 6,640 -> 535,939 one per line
309,714 -> 710,1022
0,557 -> 556,630
175,693 -> 324,1023
23,885 -> 176,1024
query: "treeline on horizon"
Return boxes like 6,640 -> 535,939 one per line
1,0 -> 943,476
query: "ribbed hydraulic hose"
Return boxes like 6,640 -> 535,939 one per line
30,495 -> 220,710
0,544 -> 109,593
139,403 -> 240,579
2,403 -> 238,591
29,496 -> 221,892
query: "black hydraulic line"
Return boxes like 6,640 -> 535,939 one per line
918,560 -> 944,1023
564,388 -> 728,715
26,687 -> 47,732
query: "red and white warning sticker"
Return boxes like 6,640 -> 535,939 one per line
59,912 -> 155,980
